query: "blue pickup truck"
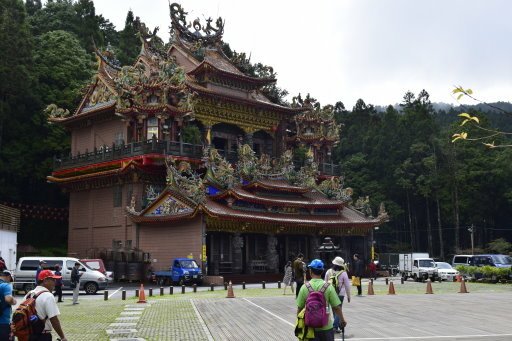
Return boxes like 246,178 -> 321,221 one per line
153,258 -> 203,286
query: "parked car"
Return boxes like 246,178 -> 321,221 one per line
472,254 -> 512,268
435,262 -> 459,281
452,255 -> 474,267
14,257 -> 107,294
80,259 -> 114,284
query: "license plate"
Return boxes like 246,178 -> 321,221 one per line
447,275 -> 453,280
193,275 -> 197,278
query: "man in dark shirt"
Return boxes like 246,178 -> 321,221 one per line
293,253 -> 306,298
353,254 -> 364,296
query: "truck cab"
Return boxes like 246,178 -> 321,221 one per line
399,253 -> 439,282
154,258 -> 203,286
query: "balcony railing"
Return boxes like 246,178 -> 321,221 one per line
53,138 -> 341,176
53,139 -> 203,171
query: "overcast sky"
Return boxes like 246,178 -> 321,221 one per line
93,0 -> 512,109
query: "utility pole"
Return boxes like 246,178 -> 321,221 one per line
468,225 -> 474,255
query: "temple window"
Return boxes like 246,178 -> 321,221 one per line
146,117 -> 159,139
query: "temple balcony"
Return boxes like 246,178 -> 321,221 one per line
53,138 -> 341,176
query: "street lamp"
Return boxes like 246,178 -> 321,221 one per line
467,225 -> 474,255
371,226 -> 379,261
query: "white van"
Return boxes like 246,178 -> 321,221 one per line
14,257 -> 107,294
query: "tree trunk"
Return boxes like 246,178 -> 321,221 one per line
426,196 -> 433,256
453,185 -> 460,252
406,190 -> 414,250
436,194 -> 444,259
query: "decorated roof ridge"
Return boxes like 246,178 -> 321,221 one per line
210,185 -> 345,208
47,159 -> 145,184
132,185 -> 198,217
185,80 -> 304,114
242,180 -> 310,193
169,3 -> 225,48
201,198 -> 378,227
115,102 -> 190,115
188,59 -> 276,86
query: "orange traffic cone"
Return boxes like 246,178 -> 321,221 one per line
425,279 -> 434,294
459,278 -> 469,294
367,280 -> 375,295
137,283 -> 147,303
387,281 -> 396,295
226,280 -> 235,298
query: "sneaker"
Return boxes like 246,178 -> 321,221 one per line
72,302 -> 79,305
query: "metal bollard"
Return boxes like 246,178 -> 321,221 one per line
104,291 -> 108,301
278,281 -> 281,289
193,284 -> 197,293
242,282 -> 246,290
122,290 -> 126,300
224,282 -> 228,290
149,288 -> 153,297
181,285 -> 185,294
385,278 -> 389,285
370,278 -> 374,284
210,283 -> 214,291
160,287 -> 164,296
169,286 -> 173,295
401,277 -> 404,285
262,281 -> 266,289
135,289 -> 139,298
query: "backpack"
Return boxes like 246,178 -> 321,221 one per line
11,290 -> 48,339
328,270 -> 344,295
304,281 -> 330,328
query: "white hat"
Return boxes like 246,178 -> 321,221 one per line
332,256 -> 345,266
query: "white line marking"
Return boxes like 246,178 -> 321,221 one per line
108,287 -> 122,298
340,334 -> 512,340
242,298 -> 295,327
190,299 -> 215,341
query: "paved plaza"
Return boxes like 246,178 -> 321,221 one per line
14,282 -> 512,340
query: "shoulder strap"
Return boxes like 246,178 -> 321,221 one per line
319,281 -> 330,293
305,281 -> 314,293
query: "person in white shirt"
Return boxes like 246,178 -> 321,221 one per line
27,270 -> 68,341
324,256 -> 351,334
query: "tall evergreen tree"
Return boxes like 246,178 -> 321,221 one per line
117,10 -> 140,66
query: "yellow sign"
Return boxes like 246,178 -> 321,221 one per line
202,245 -> 207,261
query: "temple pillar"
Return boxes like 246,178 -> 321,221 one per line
232,233 -> 244,274
265,235 -> 279,273
309,236 -> 320,261
244,132 -> 253,148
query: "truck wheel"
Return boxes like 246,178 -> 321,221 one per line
84,282 -> 98,294
178,277 -> 185,286
412,274 -> 417,282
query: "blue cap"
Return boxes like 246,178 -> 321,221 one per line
307,259 -> 324,270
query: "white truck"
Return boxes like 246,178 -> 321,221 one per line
399,253 -> 439,282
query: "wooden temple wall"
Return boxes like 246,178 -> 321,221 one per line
67,183 -> 142,258
137,216 -> 203,272
71,118 -> 125,155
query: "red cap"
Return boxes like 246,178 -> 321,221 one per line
38,270 -> 62,281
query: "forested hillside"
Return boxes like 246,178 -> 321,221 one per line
0,0 -> 510,257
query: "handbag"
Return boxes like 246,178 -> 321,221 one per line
351,276 -> 360,286
70,281 -> 76,289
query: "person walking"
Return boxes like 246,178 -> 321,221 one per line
71,263 -> 82,305
282,261 -> 294,295
53,265 -> 63,303
324,257 -> 351,334
0,270 -> 16,341
352,254 -> 364,296
368,260 -> 377,280
296,259 -> 347,341
293,253 -> 306,298
26,270 -> 68,341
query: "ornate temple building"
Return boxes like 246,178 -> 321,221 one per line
48,3 -> 388,280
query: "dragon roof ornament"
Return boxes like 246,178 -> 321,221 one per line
169,3 -> 225,47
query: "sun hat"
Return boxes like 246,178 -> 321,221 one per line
332,256 -> 345,266
38,270 -> 62,282
307,259 -> 324,270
